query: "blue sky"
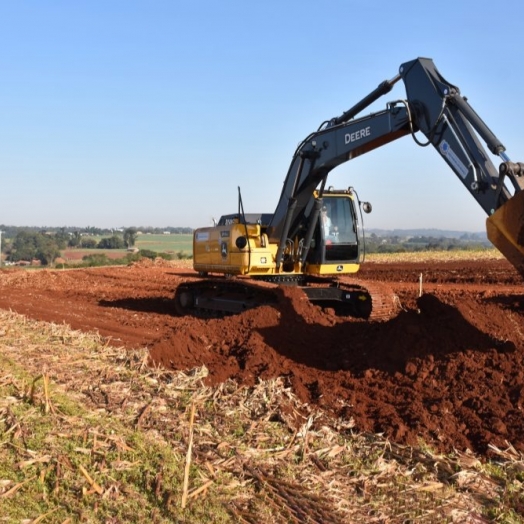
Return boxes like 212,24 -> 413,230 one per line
2,1 -> 524,231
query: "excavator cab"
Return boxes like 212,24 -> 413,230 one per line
304,190 -> 363,275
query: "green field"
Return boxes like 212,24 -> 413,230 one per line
135,233 -> 193,254
81,233 -> 193,255
60,234 -> 194,264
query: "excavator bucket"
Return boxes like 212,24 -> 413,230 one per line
486,191 -> 524,279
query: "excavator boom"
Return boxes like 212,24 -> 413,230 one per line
398,59 -> 524,277
266,57 -> 524,279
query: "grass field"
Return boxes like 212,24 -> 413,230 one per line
135,234 -> 193,254
365,248 -> 504,263
61,234 -> 194,263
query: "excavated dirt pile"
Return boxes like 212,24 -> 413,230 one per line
1,258 -> 523,455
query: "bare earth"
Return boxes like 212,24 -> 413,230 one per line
1,258 -> 523,456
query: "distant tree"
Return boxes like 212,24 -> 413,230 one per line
0,225 -> 21,239
80,238 -> 97,249
97,235 -> 125,249
10,231 -> 36,261
138,249 -> 158,260
35,235 -> 62,264
68,231 -> 82,248
54,227 -> 69,249
123,227 -> 138,248
10,231 -> 60,265
82,253 -> 111,266
84,226 -> 110,236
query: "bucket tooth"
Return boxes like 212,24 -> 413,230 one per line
486,191 -> 524,279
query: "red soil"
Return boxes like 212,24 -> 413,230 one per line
61,249 -> 126,261
1,258 -> 523,456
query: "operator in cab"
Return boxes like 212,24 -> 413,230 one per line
321,205 -> 338,241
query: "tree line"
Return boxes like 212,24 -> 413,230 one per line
364,233 -> 492,253
1,225 -> 493,266
0,225 -> 193,239
3,228 -> 142,265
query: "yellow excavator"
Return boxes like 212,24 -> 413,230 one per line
176,57 -> 524,320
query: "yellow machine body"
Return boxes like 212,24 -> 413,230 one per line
193,221 -> 361,277
193,191 -> 362,278
193,222 -> 276,276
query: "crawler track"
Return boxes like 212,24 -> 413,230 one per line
350,279 -> 401,321
174,276 -> 400,321
174,279 -> 278,317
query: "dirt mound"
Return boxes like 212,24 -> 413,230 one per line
0,259 -> 523,455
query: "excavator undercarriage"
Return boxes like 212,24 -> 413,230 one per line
174,276 -> 400,321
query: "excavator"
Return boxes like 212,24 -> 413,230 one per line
175,57 -> 524,321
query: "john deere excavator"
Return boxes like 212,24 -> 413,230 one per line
175,57 -> 524,320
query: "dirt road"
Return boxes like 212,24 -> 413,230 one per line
1,257 -> 523,455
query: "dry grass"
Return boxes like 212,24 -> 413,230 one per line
365,249 -> 505,264
1,310 -> 523,523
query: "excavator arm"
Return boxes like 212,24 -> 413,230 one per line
267,57 -> 524,277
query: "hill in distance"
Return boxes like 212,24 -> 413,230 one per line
368,228 -> 488,240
